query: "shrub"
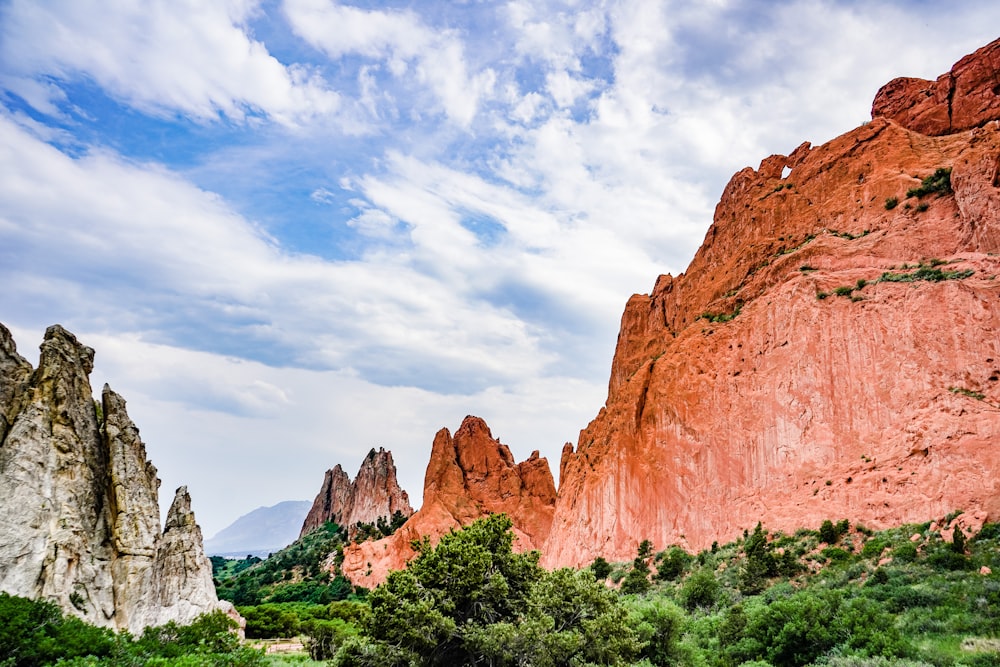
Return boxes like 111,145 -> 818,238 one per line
655,547 -> 693,582
679,568 -> 720,611
885,196 -> 898,210
892,542 -> 918,563
820,520 -> 839,544
590,556 -> 612,581
907,167 -> 952,198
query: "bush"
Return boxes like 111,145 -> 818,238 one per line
655,547 -> 693,582
590,556 -> 612,581
906,167 -> 952,198
0,592 -> 114,667
885,196 -> 898,210
679,569 -> 720,611
892,542 -> 918,563
354,514 -> 642,665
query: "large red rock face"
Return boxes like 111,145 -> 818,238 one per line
341,416 -> 557,587
543,41 -> 1000,568
300,448 -> 413,538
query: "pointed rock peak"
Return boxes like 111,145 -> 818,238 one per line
40,324 -> 95,375
164,486 -> 198,533
456,414 -> 494,440
301,446 -> 414,537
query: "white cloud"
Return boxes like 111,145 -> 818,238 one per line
283,0 -> 495,126
0,0 -> 341,125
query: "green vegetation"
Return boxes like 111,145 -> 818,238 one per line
0,595 -> 262,666
880,262 -> 975,283
776,234 -> 817,256
7,513 -> 1000,666
335,514 -> 643,665
700,305 -> 742,324
907,167 -> 953,198
214,521 -> 365,606
830,229 -> 871,241
885,196 -> 899,210
818,260 -> 975,301
949,386 -> 986,401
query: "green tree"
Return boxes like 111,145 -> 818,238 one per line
679,568 -> 720,611
590,556 -> 612,581
655,546 -> 693,582
349,514 -> 641,666
739,523 -> 777,595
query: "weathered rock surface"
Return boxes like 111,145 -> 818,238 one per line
341,416 -> 557,587
543,41 -> 1000,568
300,447 -> 413,538
0,323 -> 231,633
873,38 -> 1000,136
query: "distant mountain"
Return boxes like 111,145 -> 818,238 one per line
205,500 -> 312,558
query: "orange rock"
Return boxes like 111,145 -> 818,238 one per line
872,38 -> 1000,136
341,416 -> 556,586
542,40 -> 1000,569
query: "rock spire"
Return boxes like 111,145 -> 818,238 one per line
0,323 -> 235,633
340,416 -> 557,587
300,447 -> 413,538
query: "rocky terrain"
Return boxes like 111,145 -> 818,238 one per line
0,323 -> 235,633
542,38 -> 1000,567
300,447 -> 413,537
341,416 -> 557,587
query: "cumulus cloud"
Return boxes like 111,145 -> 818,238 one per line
0,0 -> 341,125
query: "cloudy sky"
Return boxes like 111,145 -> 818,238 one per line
1,0 -> 997,538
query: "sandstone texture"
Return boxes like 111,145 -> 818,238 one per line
341,416 -> 557,587
0,323 -> 232,633
543,41 -> 1000,568
873,38 -> 1000,137
300,447 -> 413,538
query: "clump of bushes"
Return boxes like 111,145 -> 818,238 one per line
907,167 -> 953,198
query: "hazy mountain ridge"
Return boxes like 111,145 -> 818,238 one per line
205,500 -> 312,558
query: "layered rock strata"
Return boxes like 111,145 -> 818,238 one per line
300,447 -> 413,537
341,416 -> 557,587
542,39 -> 1000,567
0,323 -> 233,633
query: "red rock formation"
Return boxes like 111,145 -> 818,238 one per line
300,448 -> 413,537
872,38 -> 1000,136
341,416 -> 557,587
543,42 -> 1000,568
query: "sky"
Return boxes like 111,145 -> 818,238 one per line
1,0 -> 997,538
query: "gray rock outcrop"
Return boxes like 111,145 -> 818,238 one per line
0,323 -> 234,633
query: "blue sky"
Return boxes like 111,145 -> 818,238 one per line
1,0 -> 997,537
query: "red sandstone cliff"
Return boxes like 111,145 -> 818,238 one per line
300,448 -> 413,538
542,38 -> 1000,568
341,416 -> 557,587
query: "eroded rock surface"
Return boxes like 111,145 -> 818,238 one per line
341,416 -> 557,587
0,323 -> 229,633
543,41 -> 1000,568
300,447 -> 413,538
